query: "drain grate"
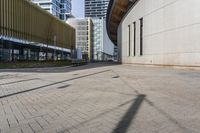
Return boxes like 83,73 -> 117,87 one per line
112,76 -> 120,79
58,84 -> 71,89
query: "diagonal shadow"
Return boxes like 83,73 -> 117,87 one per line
0,70 -> 111,99
61,98 -> 136,132
112,94 -> 146,133
144,98 -> 189,131
0,78 -> 40,86
57,84 -> 71,89
111,70 -> 190,132
60,95 -> 146,133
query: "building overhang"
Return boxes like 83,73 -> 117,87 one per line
106,0 -> 138,45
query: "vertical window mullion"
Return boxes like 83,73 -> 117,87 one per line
133,22 -> 136,56
140,18 -> 143,56
0,0 -> 3,36
128,25 -> 131,57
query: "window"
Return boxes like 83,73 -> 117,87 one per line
133,22 -> 136,56
140,18 -> 143,56
128,25 -> 131,57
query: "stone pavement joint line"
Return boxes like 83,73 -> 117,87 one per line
0,78 -> 40,86
0,69 -> 111,99
0,63 -> 200,133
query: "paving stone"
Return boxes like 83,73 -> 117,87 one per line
28,120 -> 43,132
21,125 -> 34,133
0,63 -> 200,133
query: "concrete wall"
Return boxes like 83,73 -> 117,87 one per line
118,0 -> 200,66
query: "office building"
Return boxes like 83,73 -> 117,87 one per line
85,0 -> 114,61
0,0 -> 75,61
92,18 -> 103,60
31,0 -> 72,20
67,18 -> 93,61
85,0 -> 109,18
107,0 -> 200,67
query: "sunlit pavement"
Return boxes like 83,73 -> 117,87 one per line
0,63 -> 200,133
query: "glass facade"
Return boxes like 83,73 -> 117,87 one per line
92,19 -> 104,60
67,18 -> 93,61
85,0 -> 109,18
85,0 -> 114,61
32,0 -> 72,20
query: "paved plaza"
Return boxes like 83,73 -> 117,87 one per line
0,63 -> 200,133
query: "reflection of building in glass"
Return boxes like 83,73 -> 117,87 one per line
31,0 -> 72,20
85,0 -> 114,61
67,18 -> 93,61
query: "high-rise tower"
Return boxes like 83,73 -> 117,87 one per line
85,0 -> 114,61
31,0 -> 72,20
85,0 -> 109,18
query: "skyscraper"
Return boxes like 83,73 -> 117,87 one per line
85,0 -> 109,18
31,0 -> 72,20
85,0 -> 114,61
67,18 -> 93,61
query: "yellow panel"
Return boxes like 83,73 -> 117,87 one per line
0,0 -> 75,49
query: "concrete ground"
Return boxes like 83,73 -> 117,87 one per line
0,63 -> 200,133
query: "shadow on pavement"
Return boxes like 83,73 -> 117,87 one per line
144,98 -> 189,131
112,95 -> 146,133
0,69 -> 111,99
0,78 -> 40,86
63,95 -> 146,133
0,62 -> 120,73
113,70 -> 190,132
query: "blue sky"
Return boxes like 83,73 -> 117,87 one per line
72,0 -> 84,18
